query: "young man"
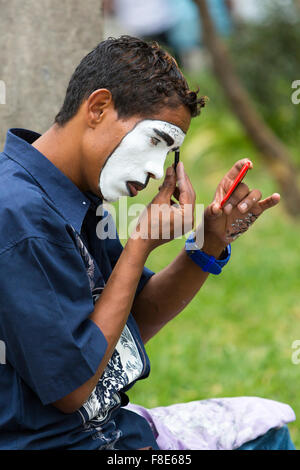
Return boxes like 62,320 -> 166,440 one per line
0,36 -> 295,450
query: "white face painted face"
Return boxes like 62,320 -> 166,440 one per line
99,119 -> 186,202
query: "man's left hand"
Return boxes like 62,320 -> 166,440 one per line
202,158 -> 281,249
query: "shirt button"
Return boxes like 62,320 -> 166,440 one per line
82,201 -> 87,205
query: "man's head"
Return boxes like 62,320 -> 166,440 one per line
54,36 -> 206,201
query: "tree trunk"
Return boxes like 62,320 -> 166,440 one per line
194,0 -> 300,217
0,0 -> 103,148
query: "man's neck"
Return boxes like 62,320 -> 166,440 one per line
31,123 -> 87,192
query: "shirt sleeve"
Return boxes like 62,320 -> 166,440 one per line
0,236 -> 108,405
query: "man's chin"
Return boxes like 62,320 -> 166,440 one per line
102,194 -> 120,203
99,180 -> 137,202
101,190 -> 132,203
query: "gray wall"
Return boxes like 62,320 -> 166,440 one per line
0,0 -> 103,148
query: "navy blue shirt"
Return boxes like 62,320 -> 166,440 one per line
0,129 -> 158,450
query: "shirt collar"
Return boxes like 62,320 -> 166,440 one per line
3,128 -> 103,233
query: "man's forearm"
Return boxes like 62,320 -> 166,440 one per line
132,233 -> 226,344
90,237 -> 152,365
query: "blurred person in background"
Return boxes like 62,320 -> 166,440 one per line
104,0 -> 180,61
230,0 -> 268,23
104,0 -> 233,70
167,0 -> 233,70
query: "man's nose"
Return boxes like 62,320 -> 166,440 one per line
144,162 -> 164,180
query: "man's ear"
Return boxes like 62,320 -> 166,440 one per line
85,89 -> 113,128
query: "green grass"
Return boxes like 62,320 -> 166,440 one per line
112,73 -> 300,448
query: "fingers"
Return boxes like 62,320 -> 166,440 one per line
258,193 -> 281,212
222,182 -> 250,214
176,162 -> 195,206
184,171 -> 196,201
156,166 -> 176,200
156,163 -> 195,210
169,165 -> 195,203
227,190 -> 280,216
236,188 -> 262,214
226,158 -> 253,182
172,186 -> 180,201
205,201 -> 223,218
158,186 -> 180,204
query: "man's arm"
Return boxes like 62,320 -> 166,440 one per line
131,234 -> 224,344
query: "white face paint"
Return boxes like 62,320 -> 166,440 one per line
99,119 -> 186,202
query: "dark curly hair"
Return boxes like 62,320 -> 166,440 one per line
55,36 -> 206,125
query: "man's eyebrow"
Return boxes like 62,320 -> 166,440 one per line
153,128 -> 174,147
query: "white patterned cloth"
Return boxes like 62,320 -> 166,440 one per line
125,397 -> 296,450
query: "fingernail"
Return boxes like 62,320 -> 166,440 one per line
166,167 -> 173,176
225,203 -> 233,213
240,203 -> 248,212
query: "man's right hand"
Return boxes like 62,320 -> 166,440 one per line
130,162 -> 196,252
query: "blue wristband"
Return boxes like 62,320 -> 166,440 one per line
185,232 -> 231,275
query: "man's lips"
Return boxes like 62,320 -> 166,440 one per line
126,182 -> 139,196
126,176 -> 150,197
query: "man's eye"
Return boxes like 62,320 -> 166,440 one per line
150,137 -> 160,146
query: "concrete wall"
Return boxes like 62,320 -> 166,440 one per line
0,0 -> 103,148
